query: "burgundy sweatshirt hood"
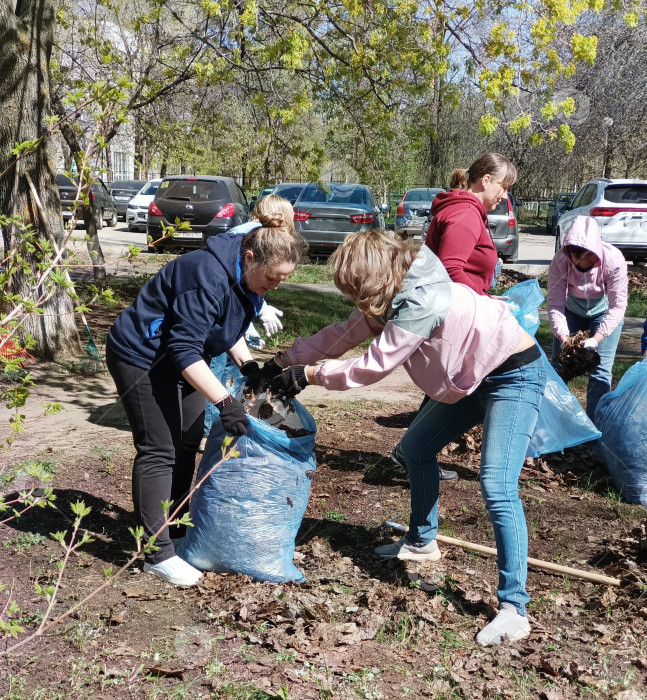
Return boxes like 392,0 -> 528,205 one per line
430,189 -> 488,221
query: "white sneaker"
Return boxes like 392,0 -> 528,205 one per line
374,537 -> 441,562
475,603 -> 531,646
143,556 -> 202,586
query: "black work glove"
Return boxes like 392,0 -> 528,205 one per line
214,394 -> 249,436
270,366 -> 309,400
240,357 -> 284,395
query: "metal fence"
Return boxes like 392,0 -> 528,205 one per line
517,199 -> 551,220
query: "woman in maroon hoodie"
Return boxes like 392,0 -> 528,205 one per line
426,153 -> 517,295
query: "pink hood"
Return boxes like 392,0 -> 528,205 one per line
547,216 -> 628,339
561,215 -> 604,264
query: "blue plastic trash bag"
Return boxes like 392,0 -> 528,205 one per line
176,392 -> 317,582
503,278 -> 544,337
595,358 -> 647,507
503,279 -> 601,457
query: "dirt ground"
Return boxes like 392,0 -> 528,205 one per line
1,270 -> 647,699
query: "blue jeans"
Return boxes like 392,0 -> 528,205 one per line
204,355 -> 242,437
551,310 -> 623,423
400,358 -> 546,615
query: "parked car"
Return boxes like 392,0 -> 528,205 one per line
486,193 -> 518,263
554,178 -> 647,263
545,192 -> 576,235
109,180 -> 148,219
249,186 -> 275,209
293,183 -> 387,258
146,175 -> 250,253
394,188 -> 444,239
125,179 -> 163,232
271,182 -> 307,205
57,174 -> 118,229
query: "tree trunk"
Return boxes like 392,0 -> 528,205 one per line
134,119 -> 144,180
0,0 -> 81,359
52,100 -> 107,281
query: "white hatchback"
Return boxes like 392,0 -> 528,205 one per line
125,179 -> 163,232
555,178 -> 647,263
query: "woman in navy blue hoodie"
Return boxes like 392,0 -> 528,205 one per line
106,197 -> 306,586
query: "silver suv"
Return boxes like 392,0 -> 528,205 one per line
555,178 -> 647,263
487,193 -> 518,263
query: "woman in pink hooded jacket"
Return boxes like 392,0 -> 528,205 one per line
267,229 -> 547,646
548,215 -> 628,422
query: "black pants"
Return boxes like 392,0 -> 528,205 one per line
106,347 -> 205,564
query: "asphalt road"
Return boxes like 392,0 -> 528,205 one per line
94,221 -> 559,272
72,221 -> 645,340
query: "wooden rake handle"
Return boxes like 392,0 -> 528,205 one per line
385,521 -> 621,587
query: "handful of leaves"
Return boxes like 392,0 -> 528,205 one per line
556,331 -> 601,382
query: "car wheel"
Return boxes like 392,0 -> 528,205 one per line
108,210 -> 118,227
95,210 -> 104,230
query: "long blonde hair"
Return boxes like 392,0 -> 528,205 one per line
329,229 -> 417,317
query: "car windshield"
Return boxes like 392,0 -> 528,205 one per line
160,179 -> 227,201
604,185 -> 647,204
139,181 -> 161,196
112,180 -> 146,190
274,185 -> 304,199
404,189 -> 441,202
300,184 -> 368,205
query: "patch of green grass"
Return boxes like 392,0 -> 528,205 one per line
287,261 -> 335,285
146,677 -> 205,699
626,289 -> 647,318
3,531 -> 47,554
91,445 -> 119,474
263,288 -> 356,344
326,509 -> 348,522
534,320 -> 553,349
214,683 -> 290,699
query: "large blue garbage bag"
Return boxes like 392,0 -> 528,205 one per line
595,358 -> 647,507
176,391 -> 317,582
503,279 -> 601,457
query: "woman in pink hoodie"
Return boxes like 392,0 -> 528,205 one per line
548,215 -> 628,422
269,229 -> 547,646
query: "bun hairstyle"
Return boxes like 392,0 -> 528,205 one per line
242,193 -> 307,269
449,168 -> 468,190
465,152 -> 517,189
329,229 -> 417,318
250,194 -> 296,235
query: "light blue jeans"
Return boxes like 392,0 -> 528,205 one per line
400,358 -> 546,615
551,310 -> 623,423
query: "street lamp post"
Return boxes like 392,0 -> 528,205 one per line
602,117 -> 614,178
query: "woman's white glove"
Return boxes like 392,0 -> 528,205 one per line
245,323 -> 265,350
258,304 -> 283,336
582,337 -> 599,349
